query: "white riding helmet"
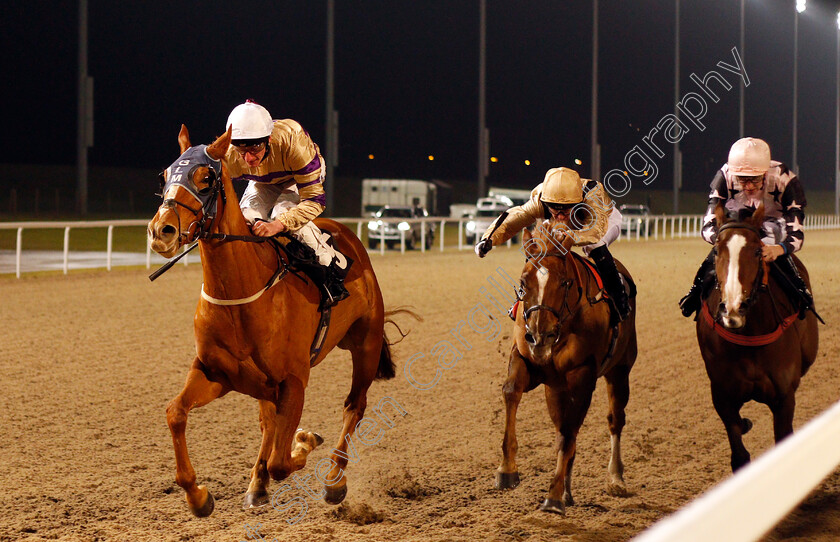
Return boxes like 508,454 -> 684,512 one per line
226,100 -> 273,140
727,137 -> 771,176
540,167 -> 583,204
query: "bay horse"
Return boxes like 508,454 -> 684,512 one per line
495,225 -> 637,515
696,204 -> 818,472
148,125 -> 398,517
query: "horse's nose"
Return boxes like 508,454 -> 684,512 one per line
738,302 -> 749,315
149,217 -> 177,244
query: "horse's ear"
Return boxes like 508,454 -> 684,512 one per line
561,233 -> 575,253
522,228 -> 532,244
749,202 -> 765,228
714,202 -> 727,229
178,124 -> 191,154
206,126 -> 232,161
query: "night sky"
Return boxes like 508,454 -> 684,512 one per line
3,0 -> 840,197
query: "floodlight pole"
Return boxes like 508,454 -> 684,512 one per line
836,12 -> 839,215
477,0 -> 488,200
673,0 -> 681,214
77,0 -> 89,215
590,0 -> 600,183
325,0 -> 337,215
739,0 -> 745,139
791,9 -> 799,175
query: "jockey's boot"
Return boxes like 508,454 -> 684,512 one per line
679,250 -> 715,318
319,258 -> 351,311
773,255 -> 821,322
590,245 -> 630,322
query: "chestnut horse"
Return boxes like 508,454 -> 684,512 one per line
697,205 -> 818,472
148,126 -> 397,517
495,226 -> 637,515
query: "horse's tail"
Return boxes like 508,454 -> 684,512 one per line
376,307 -> 423,380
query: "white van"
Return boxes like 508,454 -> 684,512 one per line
465,197 -> 514,244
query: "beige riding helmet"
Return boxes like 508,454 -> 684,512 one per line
727,137 -> 771,176
541,167 -> 583,204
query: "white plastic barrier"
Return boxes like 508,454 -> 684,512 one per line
633,399 -> 840,542
2,214 -> 839,277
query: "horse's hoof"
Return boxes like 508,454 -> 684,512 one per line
539,498 -> 565,515
494,471 -> 520,490
563,492 -> 575,506
188,487 -> 215,518
741,418 -> 753,435
324,483 -> 347,505
607,482 -> 628,497
242,489 -> 269,509
295,428 -> 324,447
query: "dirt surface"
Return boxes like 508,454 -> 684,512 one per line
1,231 -> 839,542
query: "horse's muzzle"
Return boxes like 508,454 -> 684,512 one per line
148,211 -> 183,258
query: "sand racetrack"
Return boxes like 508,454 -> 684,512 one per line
1,231 -> 839,542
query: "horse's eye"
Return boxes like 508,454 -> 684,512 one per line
197,179 -> 211,195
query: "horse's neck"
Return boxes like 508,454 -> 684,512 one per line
199,180 -> 279,296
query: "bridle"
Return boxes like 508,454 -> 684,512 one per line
714,221 -> 767,319
519,254 -> 581,345
150,144 -> 278,282
157,145 -> 227,246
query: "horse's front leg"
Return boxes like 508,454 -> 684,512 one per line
541,366 -> 596,515
710,384 -> 751,472
495,346 -> 536,490
166,362 -> 229,517
243,400 -> 277,509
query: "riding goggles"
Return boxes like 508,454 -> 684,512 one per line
232,142 -> 267,156
735,174 -> 764,186
542,201 -> 577,212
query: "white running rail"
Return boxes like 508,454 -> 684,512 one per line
633,399 -> 840,542
2,214 -> 838,277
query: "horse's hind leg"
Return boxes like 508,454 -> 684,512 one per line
603,362 -> 631,497
710,385 -> 750,472
166,362 -> 229,517
495,346 -> 536,491
321,321 -> 382,504
243,400 -> 277,509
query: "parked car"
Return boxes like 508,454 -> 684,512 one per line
367,205 -> 435,250
619,204 -> 650,236
465,197 -> 514,245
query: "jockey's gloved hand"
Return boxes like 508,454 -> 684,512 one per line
475,238 -> 493,258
